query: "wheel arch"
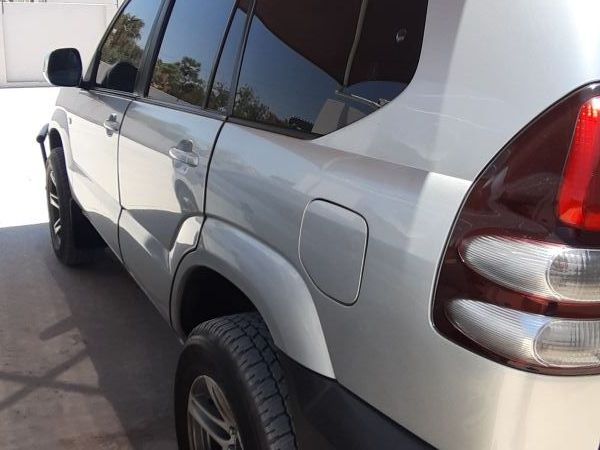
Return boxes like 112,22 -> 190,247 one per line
175,265 -> 258,337
48,127 -> 62,150
171,218 -> 335,379
48,108 -> 71,158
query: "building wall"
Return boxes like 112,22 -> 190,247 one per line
0,1 -> 121,86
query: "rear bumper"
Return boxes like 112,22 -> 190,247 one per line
279,353 -> 433,450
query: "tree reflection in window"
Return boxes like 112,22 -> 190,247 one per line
152,57 -> 206,107
233,85 -> 283,127
95,0 -> 162,92
148,0 -> 237,108
101,13 -> 145,67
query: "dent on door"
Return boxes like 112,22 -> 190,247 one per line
299,200 -> 368,305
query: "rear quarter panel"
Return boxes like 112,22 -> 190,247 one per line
312,1 -> 600,448
204,1 -> 600,449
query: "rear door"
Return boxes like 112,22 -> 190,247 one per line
118,0 -> 241,317
65,0 -> 163,254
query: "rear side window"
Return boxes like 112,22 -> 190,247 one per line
95,0 -> 162,93
233,0 -> 428,136
207,2 -> 250,113
148,0 -> 236,108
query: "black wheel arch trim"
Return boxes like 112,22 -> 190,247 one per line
278,352 -> 435,450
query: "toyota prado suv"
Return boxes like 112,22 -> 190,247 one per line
38,0 -> 600,448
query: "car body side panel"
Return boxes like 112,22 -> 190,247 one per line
206,118 -> 600,450
204,121 -> 478,395
117,102 -> 222,317
54,88 -> 131,255
171,218 -> 335,378
307,2 -> 600,446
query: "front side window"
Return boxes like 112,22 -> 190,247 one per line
148,0 -> 236,108
233,0 -> 428,136
95,0 -> 162,93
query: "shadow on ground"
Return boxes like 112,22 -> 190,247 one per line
0,223 -> 181,450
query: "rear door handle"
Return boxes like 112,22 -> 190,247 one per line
103,113 -> 120,134
169,139 -> 199,167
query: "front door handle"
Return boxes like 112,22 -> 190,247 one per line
103,113 -> 120,134
169,139 -> 199,167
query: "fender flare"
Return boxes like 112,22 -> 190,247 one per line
48,109 -> 71,160
171,218 -> 335,379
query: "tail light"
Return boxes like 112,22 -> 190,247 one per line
434,84 -> 600,375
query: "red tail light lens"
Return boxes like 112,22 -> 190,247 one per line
558,97 -> 600,231
434,84 -> 600,376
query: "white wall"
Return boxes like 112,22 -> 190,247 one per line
0,1 -> 119,86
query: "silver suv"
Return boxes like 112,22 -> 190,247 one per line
38,0 -> 600,449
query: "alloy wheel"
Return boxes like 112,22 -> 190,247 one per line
47,168 -> 62,247
187,375 -> 243,450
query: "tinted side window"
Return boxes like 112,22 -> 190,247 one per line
207,3 -> 249,113
148,0 -> 236,108
233,0 -> 428,136
96,0 -> 162,93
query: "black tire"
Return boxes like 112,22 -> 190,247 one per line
45,147 -> 101,266
175,313 -> 297,450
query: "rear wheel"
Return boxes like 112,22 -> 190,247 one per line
175,313 -> 297,450
46,147 -> 102,266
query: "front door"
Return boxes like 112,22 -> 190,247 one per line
66,91 -> 130,254
65,0 -> 163,254
117,0 -> 238,316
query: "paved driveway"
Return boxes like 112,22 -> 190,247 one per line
0,88 -> 180,449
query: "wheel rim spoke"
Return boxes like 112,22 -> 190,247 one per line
206,377 -> 236,426
49,193 -> 60,209
188,396 -> 232,448
53,218 -> 62,234
47,168 -> 62,243
187,376 -> 240,450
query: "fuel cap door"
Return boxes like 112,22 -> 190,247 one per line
299,200 -> 368,305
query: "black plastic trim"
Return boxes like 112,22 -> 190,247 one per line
228,116 -> 319,141
136,0 -> 174,98
36,123 -> 49,165
203,0 -> 240,110
278,353 -> 435,450
226,0 -> 256,116
87,87 -> 137,100
136,96 -> 226,121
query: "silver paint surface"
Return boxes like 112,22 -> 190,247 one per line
171,218 -> 335,378
117,101 -> 221,317
57,89 -> 131,255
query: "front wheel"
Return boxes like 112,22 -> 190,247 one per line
46,147 -> 101,266
175,313 -> 297,450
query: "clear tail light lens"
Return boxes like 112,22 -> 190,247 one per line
447,300 -> 600,369
535,319 -> 600,367
461,235 -> 600,302
447,300 -> 552,366
434,84 -> 600,375
548,248 -> 600,302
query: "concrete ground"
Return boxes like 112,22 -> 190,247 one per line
0,88 -> 180,449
